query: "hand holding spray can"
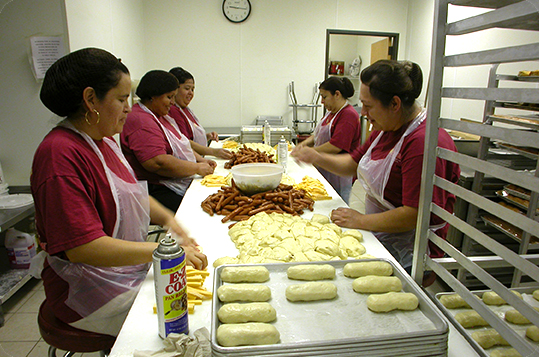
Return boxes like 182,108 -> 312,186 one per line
153,233 -> 188,338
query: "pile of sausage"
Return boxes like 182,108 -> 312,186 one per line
224,146 -> 275,169
201,183 -> 315,223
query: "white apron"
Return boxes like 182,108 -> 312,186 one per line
176,104 -> 208,147
356,110 -> 444,270
48,121 -> 150,336
314,103 -> 353,203
140,103 -> 196,197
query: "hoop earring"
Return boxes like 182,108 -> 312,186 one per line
84,110 -> 101,125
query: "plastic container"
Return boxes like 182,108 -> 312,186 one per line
231,163 -> 284,195
263,120 -> 271,146
5,228 -> 37,269
0,160 -> 8,196
277,136 -> 288,173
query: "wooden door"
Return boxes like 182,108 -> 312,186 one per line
370,38 -> 391,64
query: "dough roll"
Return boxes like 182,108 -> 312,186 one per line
285,282 -> 337,302
367,292 -> 418,313
533,289 -> 539,301
343,261 -> 393,278
287,264 -> 335,280
217,302 -> 276,323
455,311 -> 489,328
482,290 -> 522,306
216,322 -> 280,347
220,266 -> 270,283
472,329 -> 510,349
352,276 -> 402,294
526,325 -> 539,342
217,284 -> 271,302
504,307 -> 539,325
439,294 -> 471,309
490,348 -> 523,357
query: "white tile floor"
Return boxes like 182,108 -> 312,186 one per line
0,181 -> 446,357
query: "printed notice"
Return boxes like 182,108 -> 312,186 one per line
30,36 -> 65,80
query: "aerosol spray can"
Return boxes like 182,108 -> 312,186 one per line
153,233 -> 188,338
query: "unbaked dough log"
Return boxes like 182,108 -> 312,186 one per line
352,276 -> 402,294
505,307 -> 539,325
285,282 -> 337,302
455,311 -> 489,328
217,284 -> 271,302
526,325 -> 539,342
287,264 -> 335,280
366,292 -> 418,312
220,266 -> 270,283
533,289 -> 539,301
217,302 -> 276,323
490,348 -> 522,357
216,322 -> 280,347
343,261 -> 393,278
482,290 -> 522,305
439,294 -> 471,309
471,329 -> 510,349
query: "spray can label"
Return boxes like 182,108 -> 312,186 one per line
154,250 -> 188,338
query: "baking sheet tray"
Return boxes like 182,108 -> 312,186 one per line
503,184 -> 532,201
211,259 -> 448,356
481,215 -> 539,245
435,288 -> 539,357
496,190 -> 538,214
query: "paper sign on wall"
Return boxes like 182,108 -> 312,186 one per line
30,36 -> 65,80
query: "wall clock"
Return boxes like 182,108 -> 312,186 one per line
222,0 -> 251,23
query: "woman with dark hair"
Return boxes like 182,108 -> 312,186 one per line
292,76 -> 361,203
32,48 -> 207,337
291,60 -> 460,273
168,68 -> 217,143
120,70 -> 217,212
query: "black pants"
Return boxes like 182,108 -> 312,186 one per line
148,184 -> 183,212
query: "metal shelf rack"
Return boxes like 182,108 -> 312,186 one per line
412,1 -> 539,356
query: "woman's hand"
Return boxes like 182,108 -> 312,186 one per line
207,131 -> 219,142
290,146 -> 321,165
331,207 -> 364,229
183,245 -> 208,270
213,148 -> 233,160
196,161 -> 215,176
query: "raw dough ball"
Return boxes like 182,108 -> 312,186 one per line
343,261 -> 393,278
533,289 -> 539,301
341,229 -> 363,242
339,236 -> 366,258
213,256 -> 239,268
526,325 -> 539,342
439,294 -> 471,309
217,302 -> 276,323
287,264 -> 335,280
217,284 -> 271,302
220,266 -> 270,283
311,214 -> 330,224
314,239 -> 340,257
471,329 -> 510,349
216,322 -> 280,347
482,290 -> 522,306
455,311 -> 489,328
367,292 -> 418,312
352,276 -> 402,294
285,282 -> 337,302
504,307 -> 539,324
490,348 -> 522,357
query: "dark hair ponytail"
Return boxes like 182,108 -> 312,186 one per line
360,60 -> 422,108
319,76 -> 355,99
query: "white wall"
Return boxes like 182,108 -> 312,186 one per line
0,0 -> 68,186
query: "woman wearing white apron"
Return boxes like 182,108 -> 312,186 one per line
121,70 -> 217,212
168,67 -> 231,160
291,60 -> 460,275
293,77 -> 361,203
32,49 -> 207,337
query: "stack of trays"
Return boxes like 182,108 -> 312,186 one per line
240,126 -> 292,146
211,259 -> 449,357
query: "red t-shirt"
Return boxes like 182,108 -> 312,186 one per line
350,119 -> 460,256
169,105 -> 194,140
31,126 -> 136,323
321,104 -> 361,153
121,103 -> 182,184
